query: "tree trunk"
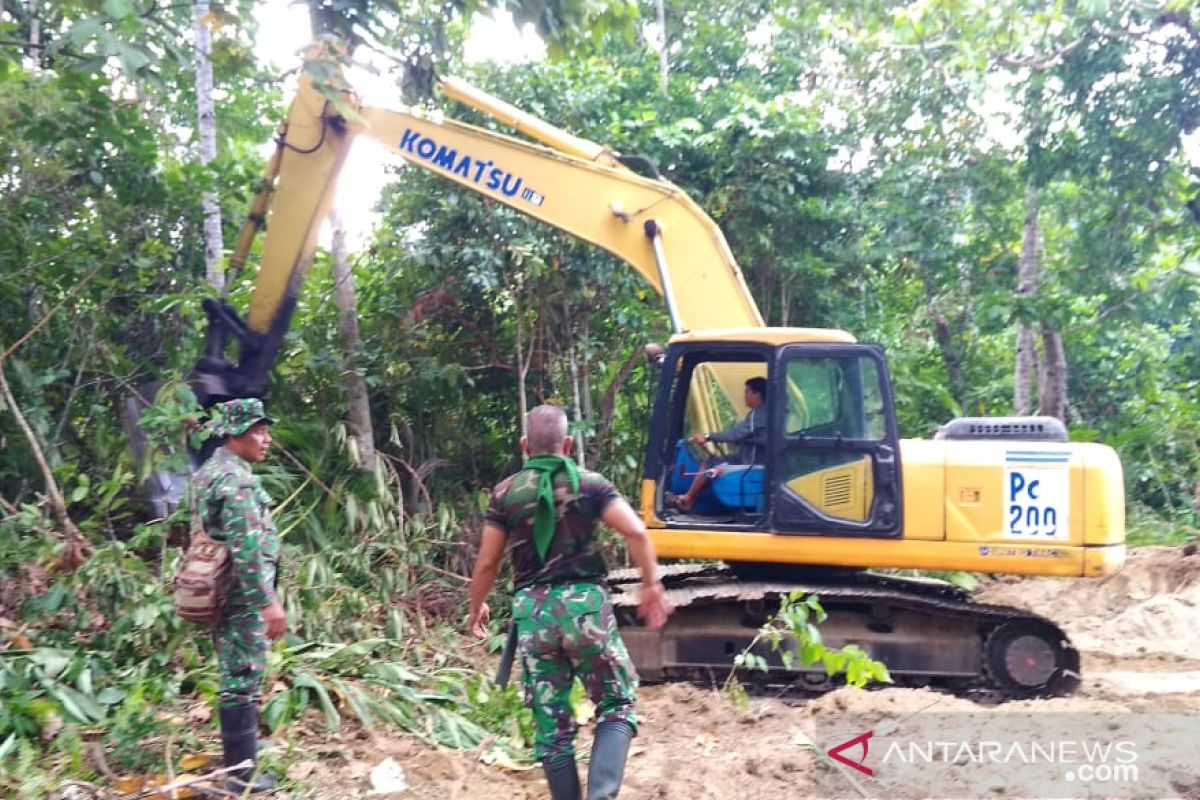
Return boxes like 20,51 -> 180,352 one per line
581,314 -> 594,427
26,0 -> 38,60
779,274 -> 791,327
931,309 -> 966,413
1013,183 -> 1040,415
568,338 -> 586,468
1014,325 -> 1039,414
655,0 -> 669,95
1037,326 -> 1068,421
562,297 -> 586,466
330,209 -> 376,471
513,287 -> 530,448
917,263 -> 966,413
193,0 -> 224,293
597,347 -> 642,440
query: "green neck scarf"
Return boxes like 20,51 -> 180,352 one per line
525,454 -> 580,563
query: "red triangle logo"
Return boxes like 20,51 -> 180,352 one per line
827,730 -> 874,776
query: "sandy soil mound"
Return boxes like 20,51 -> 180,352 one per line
295,546 -> 1200,799
977,545 -> 1200,662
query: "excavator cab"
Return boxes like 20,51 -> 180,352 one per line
647,334 -> 904,537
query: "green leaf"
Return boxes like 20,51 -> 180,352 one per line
67,18 -> 104,48
943,571 -> 979,591
46,683 -> 105,723
337,683 -> 379,729
131,605 -> 158,628
102,0 -> 135,19
114,42 -> 152,75
294,671 -> 340,730
26,649 -> 73,678
821,650 -> 847,676
371,662 -> 421,684
310,638 -> 389,670
96,687 -> 127,705
262,693 -> 291,732
799,641 -> 824,667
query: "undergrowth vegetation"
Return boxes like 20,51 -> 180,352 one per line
0,418 -> 532,797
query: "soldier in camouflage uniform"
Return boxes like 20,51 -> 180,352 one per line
191,398 -> 284,794
469,405 -> 673,800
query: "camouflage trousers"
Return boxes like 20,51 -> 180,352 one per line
514,581 -> 638,761
214,607 -> 268,705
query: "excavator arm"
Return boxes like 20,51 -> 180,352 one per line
191,58 -> 762,421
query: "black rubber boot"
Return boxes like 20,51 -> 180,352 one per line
218,702 -> 276,794
542,754 -> 582,800
586,720 -> 634,800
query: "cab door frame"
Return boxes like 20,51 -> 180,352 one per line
768,343 -> 904,537
644,341 -> 775,528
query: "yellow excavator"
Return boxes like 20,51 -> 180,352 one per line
190,49 -> 1126,698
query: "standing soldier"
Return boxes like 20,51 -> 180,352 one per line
468,405 -> 673,800
192,398 -> 285,793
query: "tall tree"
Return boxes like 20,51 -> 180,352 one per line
1014,182 -> 1041,416
330,209 -> 377,472
193,0 -> 224,292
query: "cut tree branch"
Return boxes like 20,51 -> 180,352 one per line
992,34 -> 1087,70
597,346 -> 643,440
0,354 -> 92,570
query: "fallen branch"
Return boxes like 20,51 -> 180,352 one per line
86,741 -> 119,783
277,446 -> 339,505
129,760 -> 252,798
163,731 -> 177,800
379,451 -> 438,518
422,563 -> 470,584
0,354 -> 93,571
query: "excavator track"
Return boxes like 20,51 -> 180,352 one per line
606,564 -> 1079,701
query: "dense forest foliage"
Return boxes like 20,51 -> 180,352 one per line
0,0 -> 1197,793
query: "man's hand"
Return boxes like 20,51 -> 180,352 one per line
468,525 -> 504,640
469,602 -> 491,638
637,582 -> 673,630
689,432 -> 708,445
263,601 -> 287,641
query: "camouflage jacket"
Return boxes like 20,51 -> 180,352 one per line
486,465 -> 620,589
192,446 -> 280,610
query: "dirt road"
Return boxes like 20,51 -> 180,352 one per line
297,546 -> 1200,799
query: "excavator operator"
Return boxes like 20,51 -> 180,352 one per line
670,377 -> 768,511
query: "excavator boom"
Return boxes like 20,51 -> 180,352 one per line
197,60 -> 761,430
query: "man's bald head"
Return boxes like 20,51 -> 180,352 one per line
525,405 -> 570,455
